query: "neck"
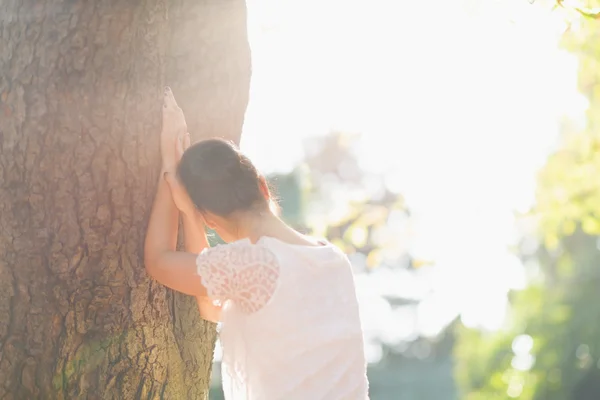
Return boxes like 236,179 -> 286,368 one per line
230,209 -> 283,243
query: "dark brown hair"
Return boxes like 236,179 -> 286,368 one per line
177,138 -> 268,216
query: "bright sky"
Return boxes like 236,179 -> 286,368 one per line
239,0 -> 587,360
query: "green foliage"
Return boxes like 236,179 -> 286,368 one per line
536,1 -> 600,248
552,0 -> 600,20
297,132 -> 416,269
457,4 -> 600,399
457,234 -> 600,399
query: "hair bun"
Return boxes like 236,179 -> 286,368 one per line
177,138 -> 266,216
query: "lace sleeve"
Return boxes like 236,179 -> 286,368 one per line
196,240 -> 280,313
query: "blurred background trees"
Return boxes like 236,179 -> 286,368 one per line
456,1 -> 600,399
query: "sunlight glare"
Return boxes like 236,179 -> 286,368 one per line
242,0 -> 582,334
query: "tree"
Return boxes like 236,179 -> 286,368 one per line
0,1 -> 251,398
455,229 -> 600,400
455,2 -> 600,398
534,0 -> 600,248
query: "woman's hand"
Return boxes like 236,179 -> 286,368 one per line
196,296 -> 222,323
161,87 -> 188,172
160,86 -> 196,216
164,132 -> 198,217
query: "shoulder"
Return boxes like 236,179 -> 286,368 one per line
196,239 -> 281,312
196,239 -> 279,272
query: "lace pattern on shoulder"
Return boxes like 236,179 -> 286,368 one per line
196,240 -> 280,314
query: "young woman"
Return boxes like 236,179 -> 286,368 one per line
144,87 -> 369,399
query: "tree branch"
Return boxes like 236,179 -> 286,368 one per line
556,0 -> 600,19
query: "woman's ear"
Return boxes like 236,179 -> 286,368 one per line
258,175 -> 271,201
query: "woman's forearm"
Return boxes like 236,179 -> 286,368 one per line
142,89 -> 210,298
142,170 -> 205,297
144,171 -> 179,272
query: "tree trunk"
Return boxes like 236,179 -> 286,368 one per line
0,1 -> 250,399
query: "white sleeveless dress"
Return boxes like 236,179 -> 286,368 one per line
196,236 -> 369,400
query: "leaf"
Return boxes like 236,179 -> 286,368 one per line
581,215 -> 600,235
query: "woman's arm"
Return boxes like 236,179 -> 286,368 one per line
182,213 -> 223,322
144,172 -> 205,297
143,87 -> 205,297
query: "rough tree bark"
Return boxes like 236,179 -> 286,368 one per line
0,0 -> 250,399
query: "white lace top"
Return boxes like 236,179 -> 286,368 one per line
196,236 -> 369,400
